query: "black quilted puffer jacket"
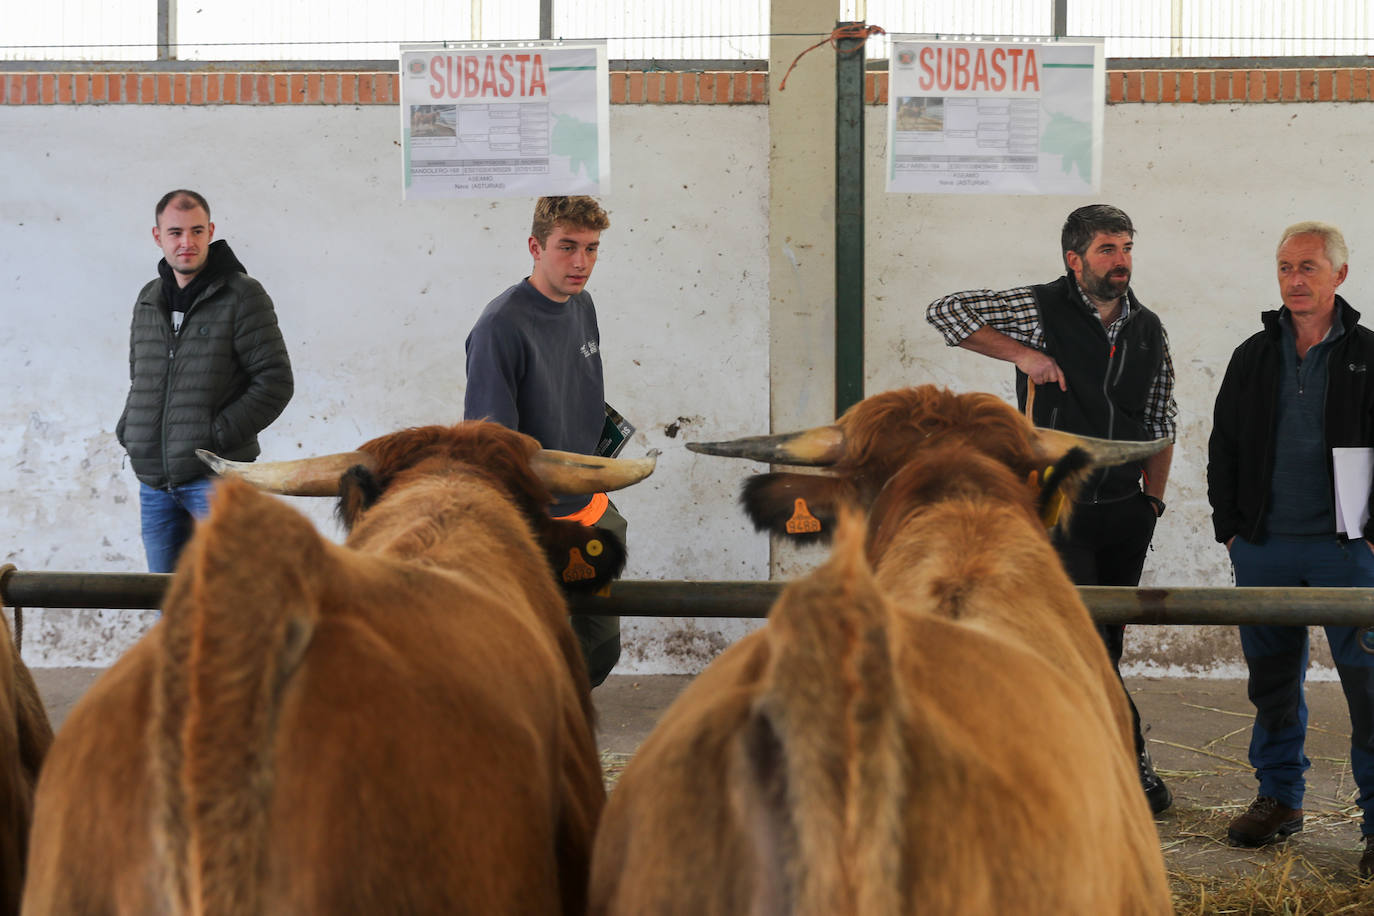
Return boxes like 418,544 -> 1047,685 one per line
116,240 -> 293,488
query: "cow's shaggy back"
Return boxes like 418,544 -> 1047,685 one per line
25,439 -> 606,915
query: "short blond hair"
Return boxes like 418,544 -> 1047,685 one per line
1278,221 -> 1348,271
531,197 -> 610,247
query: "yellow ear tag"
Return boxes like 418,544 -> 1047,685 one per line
562,548 -> 596,583
1039,465 -> 1065,528
785,498 -> 822,535
585,539 -> 604,557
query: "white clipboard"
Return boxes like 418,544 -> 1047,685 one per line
1333,447 -> 1374,539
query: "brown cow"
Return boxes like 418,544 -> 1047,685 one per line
23,422 -> 654,915
0,602 -> 51,916
589,387 -> 1172,915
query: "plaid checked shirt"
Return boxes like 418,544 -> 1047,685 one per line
926,283 -> 1178,441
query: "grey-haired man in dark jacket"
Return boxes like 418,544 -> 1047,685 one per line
116,189 -> 293,572
1208,221 -> 1374,877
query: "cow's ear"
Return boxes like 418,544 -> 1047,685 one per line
545,520 -> 628,592
1034,446 -> 1092,528
740,473 -> 849,545
336,466 -> 384,531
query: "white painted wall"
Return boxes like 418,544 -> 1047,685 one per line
1,97 -> 1365,676
0,103 -> 772,669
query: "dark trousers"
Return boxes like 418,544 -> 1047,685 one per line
1231,534 -> 1374,834
567,500 -> 624,689
1051,493 -> 1160,756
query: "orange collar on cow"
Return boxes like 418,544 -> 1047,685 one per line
554,491 -> 609,527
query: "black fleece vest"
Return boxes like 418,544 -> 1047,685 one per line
1015,273 -> 1165,501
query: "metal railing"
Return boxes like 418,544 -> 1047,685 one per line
3,569 -> 1374,626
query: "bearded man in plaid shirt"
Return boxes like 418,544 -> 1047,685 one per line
926,204 -> 1178,816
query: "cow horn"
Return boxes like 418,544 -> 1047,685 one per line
196,449 -> 376,497
530,448 -> 659,495
686,425 -> 846,466
1032,429 -> 1171,467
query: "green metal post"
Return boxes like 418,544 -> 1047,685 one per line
834,22 -> 866,417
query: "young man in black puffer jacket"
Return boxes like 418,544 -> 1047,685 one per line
117,189 -> 293,573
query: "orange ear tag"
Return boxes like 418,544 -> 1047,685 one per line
563,548 -> 596,583
785,498 -> 822,535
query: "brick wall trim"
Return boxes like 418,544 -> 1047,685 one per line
4,67 -> 1373,105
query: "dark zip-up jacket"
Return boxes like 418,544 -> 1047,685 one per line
1207,296 -> 1374,544
1015,273 -> 1167,502
116,240 -> 293,488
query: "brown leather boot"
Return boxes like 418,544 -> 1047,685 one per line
1360,836 -> 1374,879
1227,796 -> 1303,847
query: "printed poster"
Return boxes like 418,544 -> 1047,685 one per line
400,41 -> 610,200
886,37 -> 1104,195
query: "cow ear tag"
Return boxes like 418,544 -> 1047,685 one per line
1038,465 -> 1066,528
785,498 -> 822,535
563,548 -> 596,583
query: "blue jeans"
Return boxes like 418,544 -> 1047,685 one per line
1231,534 -> 1374,834
139,478 -> 215,573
